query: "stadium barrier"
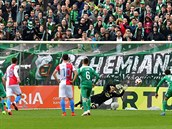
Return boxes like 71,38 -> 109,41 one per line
10,86 -> 172,110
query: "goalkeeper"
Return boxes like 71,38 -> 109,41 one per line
75,83 -> 127,109
155,69 -> 172,116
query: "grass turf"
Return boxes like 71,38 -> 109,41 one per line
0,109 -> 171,129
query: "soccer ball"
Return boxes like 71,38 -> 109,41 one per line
135,78 -> 142,85
111,102 -> 119,110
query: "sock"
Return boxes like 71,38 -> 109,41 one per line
162,100 -> 167,112
15,95 -> 21,103
0,102 -> 4,111
7,98 -> 11,110
60,99 -> 66,113
82,98 -> 87,112
87,98 -> 91,110
70,99 -> 74,112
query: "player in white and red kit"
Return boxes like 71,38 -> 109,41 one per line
53,54 -> 77,116
5,58 -> 22,115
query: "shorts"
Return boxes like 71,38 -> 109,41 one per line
81,85 -> 92,99
0,85 -> 6,98
59,81 -> 73,98
6,85 -> 22,97
165,89 -> 172,98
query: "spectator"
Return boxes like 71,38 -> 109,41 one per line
66,28 -> 73,39
14,30 -> 22,41
87,24 -> 94,37
123,29 -> 134,41
144,15 -> 153,37
61,19 -> 68,32
134,22 -> 144,41
115,30 -> 123,52
101,30 -> 111,41
147,25 -> 165,41
69,4 -> 79,28
22,20 -> 35,40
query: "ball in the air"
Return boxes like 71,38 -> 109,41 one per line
135,78 -> 142,85
111,102 -> 119,110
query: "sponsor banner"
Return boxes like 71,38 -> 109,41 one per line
121,87 -> 172,110
13,86 -> 72,109
74,87 -> 172,110
9,86 -> 172,110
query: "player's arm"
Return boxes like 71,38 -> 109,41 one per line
93,70 -> 100,85
112,90 -> 125,97
71,65 -> 78,83
2,76 -> 6,86
71,70 -> 78,83
53,70 -> 60,84
14,66 -> 21,83
155,77 -> 166,98
0,71 -> 5,86
53,65 -> 60,84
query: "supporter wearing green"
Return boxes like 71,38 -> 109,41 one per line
78,58 -> 99,116
155,69 -> 172,116
0,69 -> 6,114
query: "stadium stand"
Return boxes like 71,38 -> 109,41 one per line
0,0 -> 171,42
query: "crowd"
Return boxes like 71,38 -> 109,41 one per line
0,0 -> 172,42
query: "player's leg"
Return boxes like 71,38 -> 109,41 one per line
86,87 -> 92,115
0,86 -> 7,114
66,85 -> 75,116
81,87 -> 88,116
161,97 -> 168,116
12,86 -> 22,111
59,82 -> 66,116
0,98 -> 6,115
6,86 -> 13,115
161,90 -> 172,116
74,99 -> 82,107
90,95 -> 101,109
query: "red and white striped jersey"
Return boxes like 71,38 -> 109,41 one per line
5,64 -> 19,86
55,62 -> 76,85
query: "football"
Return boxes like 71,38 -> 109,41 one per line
111,102 -> 119,110
135,78 -> 142,85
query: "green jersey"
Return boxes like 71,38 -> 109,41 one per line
78,66 -> 99,87
156,75 -> 172,93
0,70 -> 4,85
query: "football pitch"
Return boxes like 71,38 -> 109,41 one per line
0,109 -> 171,129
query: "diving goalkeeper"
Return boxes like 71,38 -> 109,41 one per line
75,83 -> 127,108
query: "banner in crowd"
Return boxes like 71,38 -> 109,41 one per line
0,43 -> 172,86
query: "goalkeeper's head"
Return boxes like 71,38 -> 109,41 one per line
165,69 -> 171,75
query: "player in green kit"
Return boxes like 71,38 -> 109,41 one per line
155,69 -> 172,116
77,58 -> 99,116
0,69 -> 6,115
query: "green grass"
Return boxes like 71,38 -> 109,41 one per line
0,110 -> 171,129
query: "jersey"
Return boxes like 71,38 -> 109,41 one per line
55,62 -> 76,85
5,64 -> 19,86
91,84 -> 124,105
77,66 -> 99,87
0,70 -> 4,86
156,75 -> 172,93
